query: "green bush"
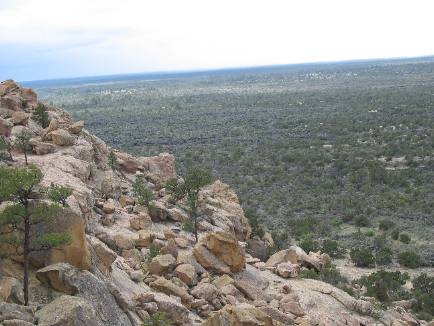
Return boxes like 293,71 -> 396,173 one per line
412,273 -> 434,320
350,247 -> 375,267
379,219 -> 395,231
182,219 -> 194,233
399,233 -> 411,244
355,215 -> 370,227
132,176 -> 154,206
398,251 -> 421,268
391,229 -> 400,240
321,239 -> 346,258
245,208 -> 265,238
300,263 -> 348,289
375,247 -> 393,266
143,312 -> 172,326
145,244 -> 160,264
356,270 -> 410,302
299,234 -> 320,253
364,229 -> 375,237
48,184 -> 73,207
32,103 -> 50,128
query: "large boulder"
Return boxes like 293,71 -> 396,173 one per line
150,277 -> 193,307
68,121 -> 84,134
50,129 -> 75,146
0,277 -> 23,304
30,139 -> 56,155
149,254 -> 176,275
116,152 -> 142,173
36,263 -> 77,295
30,208 -> 91,270
36,263 -> 131,325
35,295 -> 103,326
200,181 -> 251,241
0,302 -> 34,324
140,153 -> 176,185
11,111 -> 29,125
198,232 -> 246,273
203,303 -> 273,326
0,117 -> 13,136
246,238 -> 269,261
175,263 -> 197,286
266,246 -> 330,272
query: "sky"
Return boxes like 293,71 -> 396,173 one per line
0,0 -> 434,82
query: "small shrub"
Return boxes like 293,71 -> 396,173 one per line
299,234 -> 320,253
375,247 -> 393,266
143,311 -> 173,326
356,270 -> 410,302
379,219 -> 395,231
108,150 -> 118,170
412,273 -> 434,320
32,103 -> 50,128
321,239 -> 346,258
182,219 -> 194,233
145,244 -> 160,264
398,251 -> 421,268
350,247 -> 375,267
244,208 -> 265,238
132,176 -> 154,206
48,184 -> 73,207
364,229 -> 375,237
391,229 -> 400,240
300,263 -> 349,290
399,233 -> 411,244
355,215 -> 370,227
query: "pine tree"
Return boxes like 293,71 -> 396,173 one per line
165,167 -> 212,243
15,131 -> 32,166
132,175 -> 154,206
108,150 -> 118,170
0,136 -> 13,161
32,103 -> 50,128
0,165 -> 71,306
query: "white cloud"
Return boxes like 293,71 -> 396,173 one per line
1,0 -> 434,80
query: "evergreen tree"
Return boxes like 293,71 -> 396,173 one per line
15,131 -> 32,166
166,167 -> 213,243
0,165 -> 71,306
32,103 -> 50,128
48,183 -> 73,207
0,136 -> 13,161
108,150 -> 118,170
132,175 -> 154,206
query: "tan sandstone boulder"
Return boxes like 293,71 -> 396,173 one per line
35,295 -> 103,326
149,254 -> 176,275
50,129 -> 75,146
175,263 -> 197,286
203,303 -> 273,326
201,231 -> 246,273
0,117 -> 13,136
68,121 -> 84,134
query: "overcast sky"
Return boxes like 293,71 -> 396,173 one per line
0,0 -> 433,81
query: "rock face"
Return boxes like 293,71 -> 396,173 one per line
30,208 -> 91,270
203,303 -> 273,326
36,295 -> 103,326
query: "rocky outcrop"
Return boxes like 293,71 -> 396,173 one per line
36,295 -> 103,326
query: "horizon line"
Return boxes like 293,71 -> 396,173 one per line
21,53 -> 434,86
